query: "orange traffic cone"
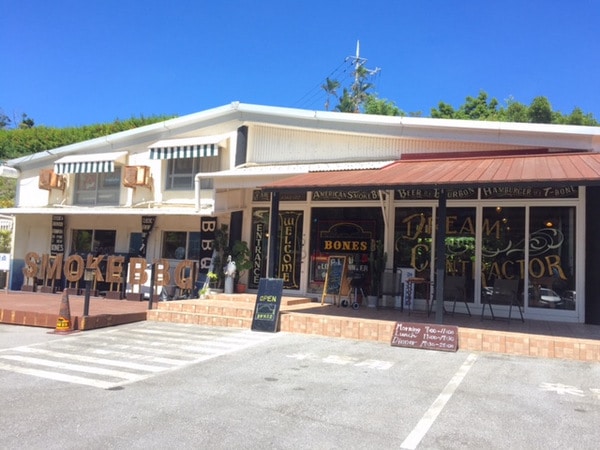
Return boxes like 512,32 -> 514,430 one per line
55,290 -> 72,333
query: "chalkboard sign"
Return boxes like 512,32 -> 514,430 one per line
251,278 -> 284,333
390,322 -> 458,352
320,256 -> 346,305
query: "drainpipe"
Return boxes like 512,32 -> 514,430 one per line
194,173 -> 215,213
194,173 -> 202,211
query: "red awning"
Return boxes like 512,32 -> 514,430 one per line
261,152 -> 600,192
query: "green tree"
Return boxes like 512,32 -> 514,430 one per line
18,113 -> 34,129
502,97 -> 529,123
430,92 -> 597,126
0,229 -> 11,252
0,110 -> 10,129
334,88 -> 356,113
458,91 -> 500,120
321,77 -> 340,111
0,114 -> 174,161
430,101 -> 457,119
0,178 -> 15,208
349,65 -> 374,113
431,91 -> 500,120
559,107 -> 599,126
528,96 -> 553,123
364,96 -> 404,116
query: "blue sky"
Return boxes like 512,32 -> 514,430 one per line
2,0 -> 599,128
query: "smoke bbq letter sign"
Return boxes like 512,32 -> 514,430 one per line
391,322 -> 458,352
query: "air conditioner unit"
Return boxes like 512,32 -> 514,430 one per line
123,166 -> 151,188
39,169 -> 65,191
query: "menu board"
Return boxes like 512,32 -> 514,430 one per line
251,278 -> 284,333
51,215 -> 65,256
320,256 -> 346,305
391,322 -> 458,352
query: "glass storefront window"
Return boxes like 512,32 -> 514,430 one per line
445,207 -> 476,302
528,206 -> 576,310
394,207 -> 433,276
481,207 -> 526,304
394,207 -> 476,302
309,207 -> 383,295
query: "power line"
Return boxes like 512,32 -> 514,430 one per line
293,41 -> 381,111
293,58 -> 354,109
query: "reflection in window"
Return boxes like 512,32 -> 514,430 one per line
129,232 -> 143,256
74,168 -> 121,205
527,207 -> 576,310
162,231 -> 200,260
444,207 -> 476,302
394,207 -> 433,277
394,207 -> 476,302
481,207 -> 525,304
71,229 -> 116,255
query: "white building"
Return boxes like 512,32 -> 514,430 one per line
2,102 -> 600,324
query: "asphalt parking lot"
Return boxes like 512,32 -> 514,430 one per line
0,323 -> 599,449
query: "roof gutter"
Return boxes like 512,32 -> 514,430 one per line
0,165 -> 20,178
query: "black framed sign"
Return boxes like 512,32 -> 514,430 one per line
320,256 -> 347,305
251,278 -> 284,333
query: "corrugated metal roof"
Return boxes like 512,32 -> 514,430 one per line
261,152 -> 600,191
208,161 -> 395,178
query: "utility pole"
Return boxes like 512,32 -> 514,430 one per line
348,40 -> 380,112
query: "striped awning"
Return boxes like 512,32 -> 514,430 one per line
54,151 -> 128,174
148,136 -> 223,160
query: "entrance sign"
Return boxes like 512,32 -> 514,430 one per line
321,256 -> 347,305
251,278 -> 284,333
391,322 -> 458,352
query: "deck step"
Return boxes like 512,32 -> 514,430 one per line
146,295 -> 315,329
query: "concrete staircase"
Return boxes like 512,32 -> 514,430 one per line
146,293 -> 314,328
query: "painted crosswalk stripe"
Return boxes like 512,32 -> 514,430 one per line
14,347 -> 170,371
0,323 -> 278,389
0,361 -> 116,389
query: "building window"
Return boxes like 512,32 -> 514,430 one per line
308,207 -> 383,295
393,204 -> 578,313
527,206 -> 576,310
481,207 -> 526,301
162,231 -> 201,260
74,168 -> 122,205
129,232 -> 143,256
166,157 -> 218,190
71,229 -> 116,255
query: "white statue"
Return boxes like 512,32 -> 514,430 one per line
224,255 -> 236,294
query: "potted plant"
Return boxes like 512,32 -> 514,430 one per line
367,239 -> 387,308
231,240 -> 253,293
199,271 -> 220,298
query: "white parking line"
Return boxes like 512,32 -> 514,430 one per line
400,353 -> 478,450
